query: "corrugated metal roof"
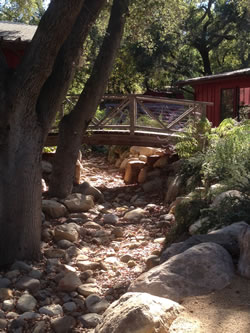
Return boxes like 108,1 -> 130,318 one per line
178,68 -> 250,86
0,21 -> 37,42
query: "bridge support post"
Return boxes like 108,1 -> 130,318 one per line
129,95 -> 137,135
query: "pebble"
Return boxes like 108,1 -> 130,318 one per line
77,284 -> 101,297
39,304 -> 63,316
16,294 -> 37,313
120,254 -> 133,263
2,299 -> 15,311
63,302 -> 77,312
57,239 -> 74,249
85,294 -> 110,314
79,313 -> 102,328
0,319 -> 7,330
0,278 -> 11,288
15,276 -> 40,293
0,288 -> 13,300
103,213 -> 119,225
51,316 -> 76,333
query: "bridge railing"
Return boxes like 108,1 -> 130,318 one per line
63,94 -> 212,135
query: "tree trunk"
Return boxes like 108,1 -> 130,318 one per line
49,0 -> 131,198
199,47 -> 213,75
0,112 -> 43,266
238,225 -> 250,279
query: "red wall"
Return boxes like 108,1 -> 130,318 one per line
2,48 -> 24,68
193,76 -> 250,126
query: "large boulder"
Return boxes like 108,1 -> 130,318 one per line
161,222 -> 248,263
129,242 -> 234,302
62,193 -> 95,213
95,292 -> 183,333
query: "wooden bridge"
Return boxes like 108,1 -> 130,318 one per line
46,94 -> 213,148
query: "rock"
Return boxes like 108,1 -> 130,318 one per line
76,261 -> 101,272
0,278 -> 11,288
120,254 -> 133,263
124,160 -> 146,185
44,248 -> 65,259
161,222 -> 248,263
79,313 -> 102,328
84,221 -> 102,230
0,288 -> 13,301
41,179 -> 47,192
58,272 -> 82,292
85,294 -> 110,314
33,321 -> 47,333
29,269 -> 43,280
11,261 -> 32,272
130,146 -> 165,157
169,315 -> 202,333
145,255 -> 160,271
74,182 -> 104,203
54,224 -> 79,242
165,175 -> 184,204
238,225 -> 250,278
142,178 -> 163,193
112,227 -> 124,238
42,199 -> 67,218
62,193 -> 95,213
127,260 -> 136,268
2,299 -> 15,311
0,319 -> 7,330
95,292 -> 183,333
39,304 -> 63,316
124,208 -> 146,221
63,302 -> 77,312
51,316 -> 76,333
103,214 -> 118,225
211,190 -> 243,208
130,243 -> 234,302
18,312 -> 40,320
57,239 -> 74,249
189,217 -> 211,235
16,276 -> 40,293
16,294 -> 37,313
77,283 -> 101,297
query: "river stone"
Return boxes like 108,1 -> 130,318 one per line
54,224 -> 79,242
124,208 -> 146,221
130,242 -> 234,302
95,292 -> 183,333
2,299 -> 15,311
74,182 -> 104,203
42,200 -> 67,218
0,288 -> 12,300
58,272 -> 82,292
161,222 -> 248,264
0,278 -> 11,288
77,283 -> 101,297
103,214 -> 118,225
39,304 -> 63,316
0,319 -> 7,330
51,316 -> 76,333
16,276 -> 40,293
211,190 -> 243,208
62,193 -> 95,213
85,294 -> 110,314
16,294 -> 37,313
79,313 -> 102,328
63,302 -> 77,312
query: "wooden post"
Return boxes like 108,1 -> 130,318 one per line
129,95 -> 136,135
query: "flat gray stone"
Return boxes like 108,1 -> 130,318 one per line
16,276 -> 40,293
39,304 -> 63,317
130,242 -> 234,302
51,316 -> 76,333
79,313 -> 102,328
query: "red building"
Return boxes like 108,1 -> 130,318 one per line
178,68 -> 250,126
0,21 -> 36,68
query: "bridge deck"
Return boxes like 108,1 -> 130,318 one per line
46,130 -> 180,148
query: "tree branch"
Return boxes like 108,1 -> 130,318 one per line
36,0 -> 106,131
12,0 -> 84,103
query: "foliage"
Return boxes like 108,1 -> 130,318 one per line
202,119 -> 250,187
0,0 -> 45,23
175,116 -> 212,158
165,196 -> 207,245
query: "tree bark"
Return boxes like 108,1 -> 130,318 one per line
49,0 -> 131,198
198,47 -> 212,75
0,0 -> 89,266
238,225 -> 250,279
